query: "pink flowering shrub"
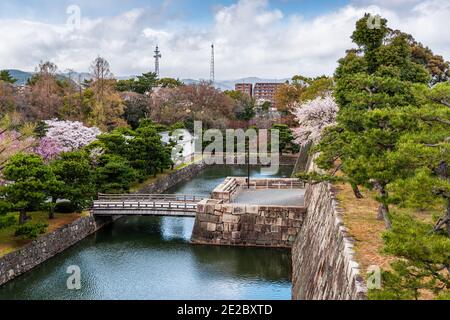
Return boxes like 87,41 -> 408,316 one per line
34,137 -> 65,161
43,120 -> 101,150
291,94 -> 339,146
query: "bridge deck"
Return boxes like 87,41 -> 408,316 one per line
93,194 -> 205,217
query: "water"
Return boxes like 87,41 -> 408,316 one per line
0,166 -> 293,300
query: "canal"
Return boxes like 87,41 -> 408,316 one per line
0,166 -> 293,300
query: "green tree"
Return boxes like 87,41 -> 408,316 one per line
95,154 -> 136,193
0,70 -> 17,84
225,90 -> 256,121
389,29 -> 450,85
387,83 -> 450,236
369,214 -> 450,300
158,78 -> 184,88
133,72 -> 158,94
116,72 -> 159,94
130,122 -> 173,178
313,15 -> 430,228
123,94 -> 149,129
96,121 -> 172,181
271,124 -> 300,155
1,154 -> 55,224
116,78 -> 135,92
50,151 -> 95,212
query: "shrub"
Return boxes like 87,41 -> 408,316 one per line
0,199 -> 12,216
15,222 -> 48,239
0,214 -> 16,229
55,201 -> 77,214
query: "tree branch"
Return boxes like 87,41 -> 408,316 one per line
421,116 -> 450,126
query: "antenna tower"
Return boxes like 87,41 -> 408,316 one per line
154,45 -> 162,77
210,44 -> 215,83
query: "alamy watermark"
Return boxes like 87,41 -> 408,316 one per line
66,4 -> 82,31
367,265 -> 382,290
66,265 -> 81,290
170,121 -> 280,175
367,14 -> 382,30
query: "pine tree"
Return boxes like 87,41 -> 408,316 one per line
311,14 -> 430,228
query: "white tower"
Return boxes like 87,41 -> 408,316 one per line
154,45 -> 161,77
210,44 -> 215,83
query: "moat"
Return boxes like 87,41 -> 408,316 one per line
0,166 -> 294,300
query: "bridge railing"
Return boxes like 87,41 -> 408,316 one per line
93,201 -> 198,212
97,194 -> 206,203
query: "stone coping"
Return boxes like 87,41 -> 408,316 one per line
212,177 -> 305,203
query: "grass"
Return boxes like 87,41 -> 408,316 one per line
335,183 -> 442,277
334,183 -> 394,275
0,211 -> 84,257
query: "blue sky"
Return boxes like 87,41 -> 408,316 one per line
0,0 -> 449,79
0,0 -> 349,24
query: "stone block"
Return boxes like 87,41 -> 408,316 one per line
223,205 -> 233,213
231,231 -> 241,240
233,205 -> 246,215
265,217 -> 276,225
246,205 -> 259,214
271,225 -> 280,233
276,218 -> 283,226
196,204 -> 205,213
207,223 -> 217,232
223,214 -> 240,224
256,216 -> 265,225
206,205 -> 215,214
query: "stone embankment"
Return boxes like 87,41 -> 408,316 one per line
0,215 -> 117,286
291,158 -> 367,300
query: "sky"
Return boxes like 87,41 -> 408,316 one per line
0,0 -> 449,80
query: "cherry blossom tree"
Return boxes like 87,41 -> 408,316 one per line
43,120 -> 101,151
291,94 -> 339,146
33,137 -> 64,162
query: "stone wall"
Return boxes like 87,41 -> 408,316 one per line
291,182 -> 367,300
0,215 -> 117,287
137,161 -> 209,194
191,199 -> 306,248
292,141 -> 312,176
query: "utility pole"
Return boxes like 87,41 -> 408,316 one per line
154,45 -> 161,77
247,139 -> 250,189
210,43 -> 215,84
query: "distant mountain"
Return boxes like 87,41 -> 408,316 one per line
3,69 -> 92,86
5,69 -> 33,85
3,70 -> 290,90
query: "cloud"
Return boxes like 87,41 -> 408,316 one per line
0,0 -> 449,80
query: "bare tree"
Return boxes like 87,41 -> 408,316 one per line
90,56 -> 112,105
25,61 -> 62,120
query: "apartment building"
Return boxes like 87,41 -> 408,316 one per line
235,83 -> 253,97
253,83 -> 283,107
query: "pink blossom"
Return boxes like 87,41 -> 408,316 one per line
34,137 -> 66,162
291,94 -> 339,146
43,120 -> 101,151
